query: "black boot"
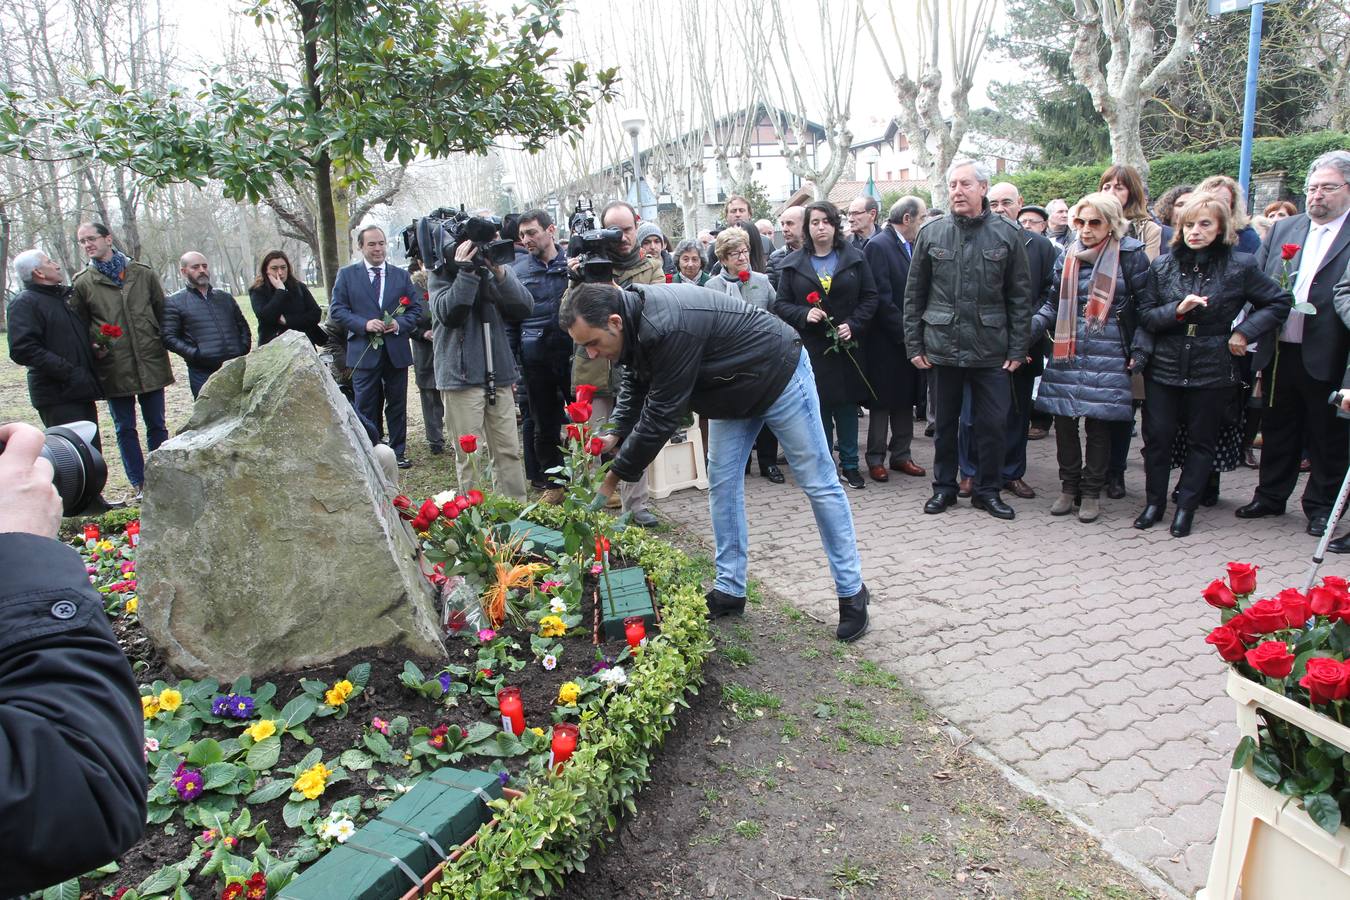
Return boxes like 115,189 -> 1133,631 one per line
1170,508 -> 1195,538
1201,472 -> 1220,507
1106,473 -> 1126,499
836,585 -> 870,642
705,589 -> 746,619
1134,504 -> 1165,530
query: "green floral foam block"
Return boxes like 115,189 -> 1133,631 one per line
599,566 -> 656,640
499,518 -> 567,554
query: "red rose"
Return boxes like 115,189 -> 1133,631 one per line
566,401 -> 592,423
466,489 -> 484,506
1274,588 -> 1311,628
738,269 -> 750,283
1227,562 -> 1258,595
1322,575 -> 1348,593
1242,598 -> 1288,634
806,291 -> 822,305
586,436 -> 604,456
399,295 -> 411,306
664,273 -> 673,283
100,323 -> 123,338
1310,585 -> 1340,616
418,498 -> 440,521
459,434 -> 478,453
1299,657 -> 1350,705
1280,243 -> 1300,261
453,495 -> 472,511
1226,611 -> 1259,643
1205,625 -> 1246,662
565,423 -> 583,442
393,494 -> 411,510
441,502 -> 460,520
575,384 -> 597,403
1202,579 -> 1236,609
1245,640 -> 1295,678
410,514 -> 430,532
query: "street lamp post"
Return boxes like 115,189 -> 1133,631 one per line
501,174 -> 516,215
621,108 -> 647,219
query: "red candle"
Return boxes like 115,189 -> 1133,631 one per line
497,687 -> 525,736
623,616 -> 646,649
550,723 -> 579,771
125,520 -> 140,547
83,524 -> 100,546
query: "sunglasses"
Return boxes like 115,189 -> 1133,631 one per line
1071,217 -> 1106,228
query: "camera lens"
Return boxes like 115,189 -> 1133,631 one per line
0,421 -> 107,516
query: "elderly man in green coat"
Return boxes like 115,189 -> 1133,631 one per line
70,222 -> 174,500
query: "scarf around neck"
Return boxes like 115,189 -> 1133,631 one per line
1052,236 -> 1121,362
92,249 -> 129,284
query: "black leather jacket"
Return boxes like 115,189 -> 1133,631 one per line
163,287 -> 252,371
1136,245 -> 1291,389
608,284 -> 802,481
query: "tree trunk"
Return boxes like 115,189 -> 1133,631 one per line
0,204 -> 9,332
313,153 -> 340,292
1106,102 -> 1148,174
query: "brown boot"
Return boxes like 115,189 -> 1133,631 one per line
540,487 -> 565,506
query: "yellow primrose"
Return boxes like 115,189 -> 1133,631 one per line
293,762 -> 332,800
141,695 -> 160,719
247,719 -> 277,742
324,679 -> 354,707
539,615 -> 566,638
125,597 -> 138,615
557,682 -> 580,705
157,689 -> 182,712
530,727 -> 545,736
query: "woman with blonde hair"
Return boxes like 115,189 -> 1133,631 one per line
1196,174 -> 1262,253
1132,193 -> 1291,537
1029,192 -> 1150,522
1099,164 -> 1163,260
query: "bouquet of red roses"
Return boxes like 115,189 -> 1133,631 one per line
1203,562 -> 1350,833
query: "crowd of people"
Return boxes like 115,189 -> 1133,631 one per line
8,149 -> 1350,548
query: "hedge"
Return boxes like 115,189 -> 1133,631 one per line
428,507 -> 713,899
1006,131 -> 1350,205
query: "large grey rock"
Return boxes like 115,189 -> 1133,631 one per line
138,332 -> 445,679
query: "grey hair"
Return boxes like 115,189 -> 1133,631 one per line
946,157 -> 992,186
673,239 -> 702,258
1307,150 -> 1350,188
888,196 -> 925,225
14,249 -> 48,284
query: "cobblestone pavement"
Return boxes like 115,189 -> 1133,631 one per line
654,418 -> 1332,896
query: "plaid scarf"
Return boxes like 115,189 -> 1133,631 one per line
92,249 -> 129,284
1052,236 -> 1120,362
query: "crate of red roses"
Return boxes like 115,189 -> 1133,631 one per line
1198,563 -> 1350,900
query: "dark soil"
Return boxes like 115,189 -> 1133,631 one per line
556,526 -> 1163,900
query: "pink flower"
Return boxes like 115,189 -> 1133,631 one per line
540,580 -> 562,592
371,716 -> 390,735
591,562 -> 603,575
477,628 -> 497,642
119,560 -> 135,575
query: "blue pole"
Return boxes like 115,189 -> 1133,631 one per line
1237,1 -> 1264,200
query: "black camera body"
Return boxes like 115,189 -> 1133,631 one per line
403,206 -> 516,272
563,202 -> 623,284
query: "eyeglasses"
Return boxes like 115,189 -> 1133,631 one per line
1071,218 -> 1106,228
77,236 -> 105,245
726,248 -> 750,259
1308,182 -> 1347,197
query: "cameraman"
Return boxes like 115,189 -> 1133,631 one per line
566,200 -> 664,526
0,423 -> 147,895
428,238 -> 534,501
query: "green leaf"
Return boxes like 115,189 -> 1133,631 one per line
282,798 -> 318,829
41,878 -> 80,900
296,747 -> 323,772
1251,749 -> 1283,786
363,731 -> 391,756
202,762 -> 238,790
1304,793 -> 1343,834
1231,735 -> 1257,769
138,864 -> 183,894
280,694 -> 318,728
245,779 -> 291,804
346,662 -> 372,690
340,748 -> 373,770
246,736 -> 281,771
187,738 -> 225,767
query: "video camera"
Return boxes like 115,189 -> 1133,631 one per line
565,200 -> 623,284
402,206 -> 516,272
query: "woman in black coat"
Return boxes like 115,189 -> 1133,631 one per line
1133,193 -> 1291,537
773,200 -> 879,489
249,250 -> 326,346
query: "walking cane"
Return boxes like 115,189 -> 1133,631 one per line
1301,391 -> 1350,591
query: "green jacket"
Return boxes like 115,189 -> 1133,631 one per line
70,259 -> 174,398
569,255 -> 665,396
903,205 -> 1034,368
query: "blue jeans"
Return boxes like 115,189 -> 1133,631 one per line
820,402 -> 860,471
707,350 -> 863,599
107,389 -> 168,488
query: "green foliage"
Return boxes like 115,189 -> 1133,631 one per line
1004,166 -> 1110,207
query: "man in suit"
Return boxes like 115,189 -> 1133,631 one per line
1238,150 -> 1350,536
861,195 -> 927,482
328,225 -> 422,468
956,181 -> 1058,501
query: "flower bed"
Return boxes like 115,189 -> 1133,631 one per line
61,485 -> 710,899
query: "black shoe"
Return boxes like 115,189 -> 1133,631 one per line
396,457 -> 413,469
1133,504 -> 1165,530
1235,499 -> 1284,519
836,585 -> 870,642
924,424 -> 935,437
1106,474 -> 1126,500
1308,515 -> 1329,537
1202,473 -> 1220,508
1170,508 -> 1194,538
530,479 -> 550,491
924,492 -> 956,514
761,464 -> 785,484
971,494 -> 1016,520
429,445 -> 445,455
1327,534 -> 1350,554
841,469 -> 865,490
705,588 -> 746,619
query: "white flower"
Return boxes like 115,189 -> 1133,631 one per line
597,666 -> 628,687
549,597 -> 567,614
394,783 -> 412,794
322,817 -> 356,843
542,654 -> 558,671
432,489 -> 456,506
144,737 -> 160,753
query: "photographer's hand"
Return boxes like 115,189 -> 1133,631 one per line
0,422 -> 61,537
454,241 -> 479,270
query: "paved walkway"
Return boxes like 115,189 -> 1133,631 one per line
655,419 -> 1330,896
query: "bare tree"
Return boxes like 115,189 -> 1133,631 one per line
861,0 -> 997,203
1069,0 -> 1202,173
747,0 -> 859,200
